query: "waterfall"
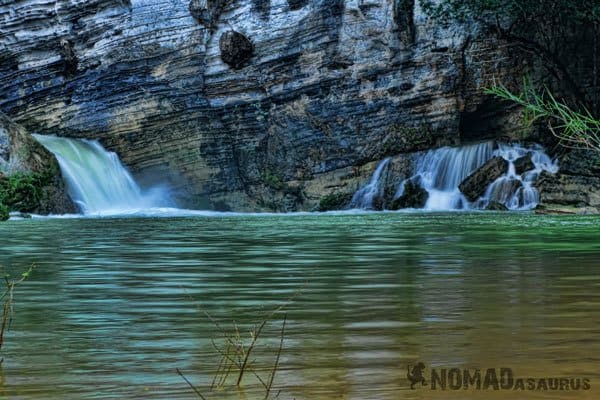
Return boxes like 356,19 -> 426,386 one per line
481,143 -> 558,210
349,158 -> 391,209
405,142 -> 494,210
397,142 -> 558,211
33,134 -> 171,214
352,142 -> 558,212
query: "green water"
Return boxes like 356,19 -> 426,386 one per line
0,212 -> 599,399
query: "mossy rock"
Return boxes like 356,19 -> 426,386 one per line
0,171 -> 53,213
317,192 -> 352,212
262,169 -> 285,190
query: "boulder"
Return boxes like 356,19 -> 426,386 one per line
390,178 -> 428,209
459,156 -> 508,202
219,31 -> 254,69
514,153 -> 535,175
485,201 -> 508,211
486,177 -> 522,204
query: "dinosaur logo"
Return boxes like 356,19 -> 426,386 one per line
407,362 -> 428,389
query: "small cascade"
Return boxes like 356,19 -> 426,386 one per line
479,143 -> 558,210
404,142 -> 494,210
352,142 -> 558,212
349,158 -> 391,209
33,134 -> 171,214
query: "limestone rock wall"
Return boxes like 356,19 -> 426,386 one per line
0,0 -> 543,211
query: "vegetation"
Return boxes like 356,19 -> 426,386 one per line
0,203 -> 7,221
420,0 -> 600,113
486,80 -> 600,153
0,265 -> 34,363
177,291 -> 300,400
0,171 -> 53,215
262,169 -> 285,191
317,192 -> 352,212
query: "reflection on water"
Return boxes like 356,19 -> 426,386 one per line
0,213 -> 599,399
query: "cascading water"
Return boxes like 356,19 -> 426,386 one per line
401,142 -> 494,210
349,158 -> 391,209
33,134 -> 171,214
479,143 -> 559,210
352,141 -> 558,211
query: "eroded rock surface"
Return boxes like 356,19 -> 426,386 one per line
0,1 -> 594,211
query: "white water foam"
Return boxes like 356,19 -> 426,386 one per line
33,134 -> 173,215
355,142 -> 558,211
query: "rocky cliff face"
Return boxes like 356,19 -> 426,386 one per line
0,0 -> 584,211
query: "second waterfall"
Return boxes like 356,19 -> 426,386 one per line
352,142 -> 558,211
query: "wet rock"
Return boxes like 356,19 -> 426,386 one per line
390,177 -> 428,209
219,31 -> 254,69
537,171 -> 600,208
486,177 -> 522,205
485,201 -> 508,211
514,153 -> 535,175
459,156 -> 508,202
252,0 -> 270,18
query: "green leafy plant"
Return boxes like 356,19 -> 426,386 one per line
485,79 -> 600,153
0,171 -> 53,213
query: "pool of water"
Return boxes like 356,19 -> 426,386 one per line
0,212 -> 599,399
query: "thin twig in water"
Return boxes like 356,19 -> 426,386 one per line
237,319 -> 267,387
265,314 -> 287,400
176,368 -> 207,400
0,264 -> 34,363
